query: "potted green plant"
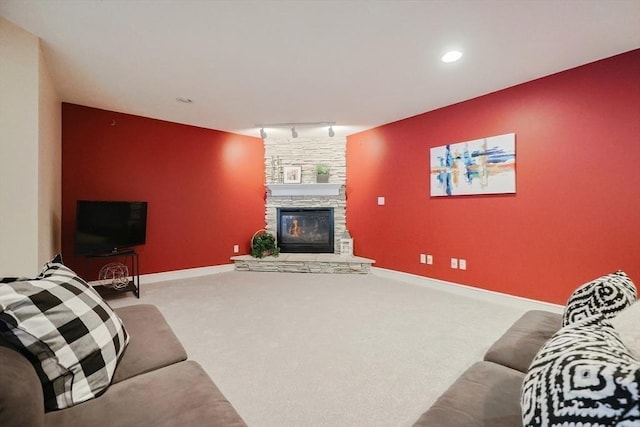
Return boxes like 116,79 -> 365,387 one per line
316,163 -> 330,183
251,229 -> 280,258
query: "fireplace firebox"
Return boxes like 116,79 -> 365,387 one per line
277,208 -> 334,253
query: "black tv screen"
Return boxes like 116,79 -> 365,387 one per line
75,200 -> 148,256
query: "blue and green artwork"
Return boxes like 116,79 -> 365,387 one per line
430,133 -> 516,197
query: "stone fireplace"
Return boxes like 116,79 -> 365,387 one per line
230,135 -> 374,273
265,183 -> 346,254
263,136 -> 347,254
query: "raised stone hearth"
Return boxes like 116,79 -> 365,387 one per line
231,254 -> 374,274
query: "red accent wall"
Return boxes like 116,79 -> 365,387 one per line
346,50 -> 640,305
62,104 -> 265,277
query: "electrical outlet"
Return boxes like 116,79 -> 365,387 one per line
459,259 -> 466,270
451,258 -> 458,269
377,196 -> 385,205
420,254 -> 426,264
233,244 -> 239,253
426,254 -> 433,265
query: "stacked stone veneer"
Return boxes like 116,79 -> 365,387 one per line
231,254 -> 373,274
264,136 -> 347,254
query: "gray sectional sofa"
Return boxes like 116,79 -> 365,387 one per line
1,304 -> 247,427
414,270 -> 640,427
4,263 -> 636,427
413,309 -> 563,426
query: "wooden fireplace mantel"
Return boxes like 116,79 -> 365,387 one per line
266,183 -> 343,197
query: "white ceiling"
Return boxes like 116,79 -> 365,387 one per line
1,0 -> 639,138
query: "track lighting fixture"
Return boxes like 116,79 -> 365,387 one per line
255,121 -> 336,139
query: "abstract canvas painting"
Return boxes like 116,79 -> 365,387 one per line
430,133 -> 516,197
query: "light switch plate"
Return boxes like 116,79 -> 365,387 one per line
377,196 -> 385,205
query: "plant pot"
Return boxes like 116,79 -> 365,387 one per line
316,173 -> 329,183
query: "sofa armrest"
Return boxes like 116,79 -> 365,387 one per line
484,310 -> 562,372
0,344 -> 45,427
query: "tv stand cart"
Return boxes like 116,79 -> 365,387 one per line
84,249 -> 140,298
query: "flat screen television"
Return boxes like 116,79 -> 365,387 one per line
75,200 -> 148,256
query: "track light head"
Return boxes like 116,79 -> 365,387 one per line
291,127 -> 298,138
328,126 -> 335,137
260,128 -> 267,139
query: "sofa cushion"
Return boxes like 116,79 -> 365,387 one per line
0,255 -> 129,410
412,361 -> 525,427
43,360 -> 247,427
484,310 -> 562,373
112,304 -> 187,383
521,317 -> 640,427
611,300 -> 640,358
562,270 -> 636,327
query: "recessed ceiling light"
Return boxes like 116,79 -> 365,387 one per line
441,50 -> 463,63
176,97 -> 193,104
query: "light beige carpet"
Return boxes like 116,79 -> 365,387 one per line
108,270 -> 559,427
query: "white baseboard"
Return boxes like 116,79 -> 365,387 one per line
372,267 -> 564,313
94,262 -> 563,312
139,264 -> 235,284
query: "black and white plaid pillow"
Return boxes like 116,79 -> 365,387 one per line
0,255 -> 129,410
562,271 -> 637,327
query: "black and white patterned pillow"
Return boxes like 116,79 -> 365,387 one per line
0,255 -> 129,410
562,271 -> 637,327
521,317 -> 640,427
